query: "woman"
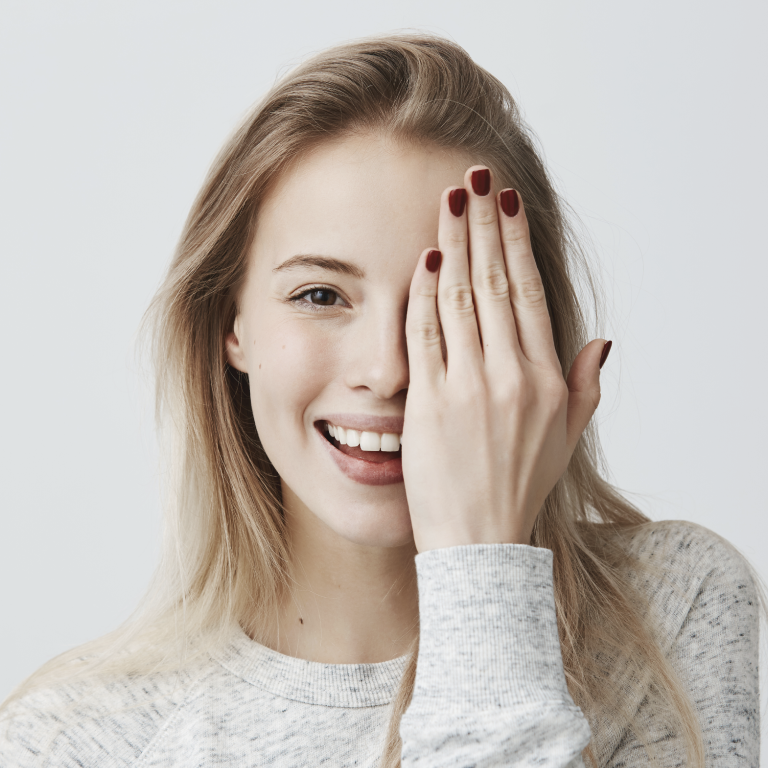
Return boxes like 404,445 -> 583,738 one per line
0,33 -> 764,768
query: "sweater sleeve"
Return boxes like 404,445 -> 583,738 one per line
399,543 -> 591,767
603,529 -> 761,767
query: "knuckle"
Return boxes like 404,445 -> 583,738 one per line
504,227 -> 530,246
409,322 -> 442,345
472,207 -> 498,228
512,278 -> 547,309
444,229 -> 468,248
497,371 -> 528,406
415,284 -> 438,300
458,373 -> 486,403
444,284 -> 475,314
480,264 -> 510,299
518,377 -> 533,405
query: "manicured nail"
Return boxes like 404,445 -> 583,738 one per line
426,249 -> 442,273
599,340 -> 613,369
471,169 -> 491,196
500,189 -> 519,217
449,188 -> 467,217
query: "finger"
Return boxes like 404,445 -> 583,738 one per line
565,338 -> 611,454
497,189 -> 560,370
463,166 -> 520,362
405,247 -> 447,386
436,185 -> 484,372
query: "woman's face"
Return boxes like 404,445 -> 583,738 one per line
226,134 -> 469,548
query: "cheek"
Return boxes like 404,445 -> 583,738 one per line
249,320 -> 341,432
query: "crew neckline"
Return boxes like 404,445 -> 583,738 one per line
211,623 -> 410,708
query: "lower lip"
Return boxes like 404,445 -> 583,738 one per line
315,424 -> 404,486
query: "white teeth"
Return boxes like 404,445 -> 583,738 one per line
360,431 -> 381,451
380,433 -> 400,452
324,422 -> 401,452
346,429 -> 360,447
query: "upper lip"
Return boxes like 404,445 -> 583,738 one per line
317,413 -> 405,434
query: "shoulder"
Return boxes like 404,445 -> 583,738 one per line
615,518 -> 756,585
0,660 -> 206,768
608,519 -> 761,650
588,520 -> 763,765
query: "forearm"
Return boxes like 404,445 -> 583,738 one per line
400,544 -> 591,767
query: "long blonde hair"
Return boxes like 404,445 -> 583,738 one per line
3,33 -> 765,768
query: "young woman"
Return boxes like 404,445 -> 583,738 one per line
1,34 -> 764,768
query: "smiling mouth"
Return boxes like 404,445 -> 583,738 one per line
317,423 -> 402,464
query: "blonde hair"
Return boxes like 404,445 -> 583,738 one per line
2,32 -> 766,768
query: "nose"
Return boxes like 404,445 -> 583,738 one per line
344,299 -> 409,401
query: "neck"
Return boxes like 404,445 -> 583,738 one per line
257,490 -> 419,665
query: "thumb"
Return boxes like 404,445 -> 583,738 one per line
565,339 -> 612,454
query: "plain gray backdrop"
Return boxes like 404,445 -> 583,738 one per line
2,0 -> 766,758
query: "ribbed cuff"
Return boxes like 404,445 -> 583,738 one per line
410,543 -> 571,713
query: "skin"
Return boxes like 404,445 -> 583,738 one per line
226,132 -> 605,664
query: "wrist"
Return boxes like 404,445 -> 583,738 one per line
413,525 -> 532,552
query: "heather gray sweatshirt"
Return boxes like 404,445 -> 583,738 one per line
0,520 -> 760,766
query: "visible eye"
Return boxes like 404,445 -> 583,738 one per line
288,285 -> 347,312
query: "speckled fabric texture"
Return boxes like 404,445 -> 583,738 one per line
0,520 -> 759,766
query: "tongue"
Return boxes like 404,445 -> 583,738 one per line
334,438 -> 400,463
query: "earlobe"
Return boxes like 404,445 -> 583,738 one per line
225,317 -> 249,373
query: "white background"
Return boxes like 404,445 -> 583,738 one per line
1,0 -> 766,758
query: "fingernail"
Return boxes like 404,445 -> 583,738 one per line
500,189 -> 519,217
599,340 -> 613,369
471,169 -> 491,196
426,249 -> 442,273
449,188 -> 467,217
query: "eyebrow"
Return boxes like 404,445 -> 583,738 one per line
272,254 -> 366,279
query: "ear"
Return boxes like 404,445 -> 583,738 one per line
225,314 -> 249,373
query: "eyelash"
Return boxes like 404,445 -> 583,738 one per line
288,284 -> 348,313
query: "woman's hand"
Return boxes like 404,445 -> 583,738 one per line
402,166 -> 609,552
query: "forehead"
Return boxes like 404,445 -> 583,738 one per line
250,133 -> 469,277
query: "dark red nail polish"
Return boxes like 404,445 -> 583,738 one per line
500,189 -> 519,217
426,249 -> 442,273
599,340 -> 613,369
471,169 -> 491,196
449,188 -> 467,217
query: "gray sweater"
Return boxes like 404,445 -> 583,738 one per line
0,520 -> 760,766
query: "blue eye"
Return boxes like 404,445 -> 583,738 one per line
289,286 -> 346,312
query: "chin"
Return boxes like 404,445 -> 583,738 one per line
275,442 -> 415,550
321,503 -> 415,549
